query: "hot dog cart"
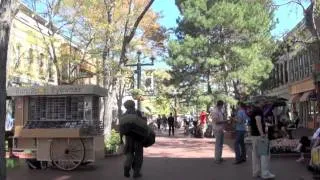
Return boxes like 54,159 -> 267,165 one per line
7,85 -> 107,171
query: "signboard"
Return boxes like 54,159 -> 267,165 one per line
7,85 -> 107,97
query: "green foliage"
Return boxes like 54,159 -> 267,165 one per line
168,0 -> 276,104
105,129 -> 121,153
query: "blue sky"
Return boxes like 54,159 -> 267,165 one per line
151,0 -> 309,39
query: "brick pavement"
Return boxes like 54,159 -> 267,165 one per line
7,130 -> 313,180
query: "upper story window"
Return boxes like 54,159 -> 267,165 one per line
299,54 -> 303,80
304,52 -> 310,77
294,57 -> 299,81
289,60 -> 293,82
279,63 -> 284,85
284,61 -> 288,83
28,48 -> 34,65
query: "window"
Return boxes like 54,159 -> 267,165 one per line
275,64 -> 279,87
310,50 -> 314,74
289,60 -> 293,82
294,57 -> 298,81
284,61 -> 288,83
48,57 -> 53,81
305,51 -> 310,77
280,63 -> 284,85
28,48 -> 34,65
299,54 -> 303,79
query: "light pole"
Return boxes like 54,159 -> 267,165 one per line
125,50 -> 155,111
172,90 -> 179,123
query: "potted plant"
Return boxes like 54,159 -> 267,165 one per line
105,129 -> 122,156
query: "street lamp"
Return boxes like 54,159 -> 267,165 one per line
125,51 -> 155,111
171,89 -> 180,123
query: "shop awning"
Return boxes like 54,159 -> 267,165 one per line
300,91 -> 314,102
289,94 -> 301,103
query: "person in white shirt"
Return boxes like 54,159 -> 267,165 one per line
210,100 -> 228,163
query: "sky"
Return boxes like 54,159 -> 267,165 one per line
151,0 -> 310,39
150,0 -> 310,69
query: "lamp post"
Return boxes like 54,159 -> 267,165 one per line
125,50 -> 155,111
172,90 -> 179,123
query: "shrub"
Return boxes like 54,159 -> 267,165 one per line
105,129 -> 121,154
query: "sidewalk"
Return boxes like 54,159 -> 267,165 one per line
7,130 -> 313,180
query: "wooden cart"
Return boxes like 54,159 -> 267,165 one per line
7,85 -> 107,171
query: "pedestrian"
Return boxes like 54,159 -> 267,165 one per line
168,112 -> 175,136
249,99 -> 275,179
200,110 -> 208,137
211,100 -> 228,163
156,114 -> 162,132
5,99 -> 17,158
234,102 -> 249,164
162,114 -> 167,131
121,100 -> 145,178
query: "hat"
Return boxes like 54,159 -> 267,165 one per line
124,100 -> 135,109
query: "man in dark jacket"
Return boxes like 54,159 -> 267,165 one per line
121,100 -> 145,178
168,113 -> 175,136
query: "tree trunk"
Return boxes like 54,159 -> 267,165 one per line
0,1 -> 15,178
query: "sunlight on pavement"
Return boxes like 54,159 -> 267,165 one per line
144,136 -> 235,159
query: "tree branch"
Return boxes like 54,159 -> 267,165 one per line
119,0 -> 155,65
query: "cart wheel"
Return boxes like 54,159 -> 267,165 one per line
50,138 -> 85,171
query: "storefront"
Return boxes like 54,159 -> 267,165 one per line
289,77 -> 317,129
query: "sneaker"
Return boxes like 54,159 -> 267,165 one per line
124,167 -> 130,178
296,157 -> 304,163
233,160 -> 244,165
261,172 -> 275,179
133,173 -> 142,178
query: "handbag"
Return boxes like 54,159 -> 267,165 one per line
257,137 -> 270,156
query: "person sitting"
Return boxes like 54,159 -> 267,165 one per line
295,128 -> 320,162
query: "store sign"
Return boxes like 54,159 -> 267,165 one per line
7,85 -> 107,96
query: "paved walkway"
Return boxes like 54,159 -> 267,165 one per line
7,130 -> 313,180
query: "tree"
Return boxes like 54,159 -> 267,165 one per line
0,0 -> 17,178
61,0 -> 165,137
168,0 -> 275,109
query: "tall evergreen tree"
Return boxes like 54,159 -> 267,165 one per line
168,0 -> 276,105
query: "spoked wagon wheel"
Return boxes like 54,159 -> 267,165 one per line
50,138 -> 85,171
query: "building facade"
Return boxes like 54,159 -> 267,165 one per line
7,3 -> 97,87
264,20 -> 319,129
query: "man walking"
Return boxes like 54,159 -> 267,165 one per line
156,114 -> 162,132
250,99 -> 275,179
121,100 -> 145,178
211,100 -> 228,163
234,102 -> 249,164
168,113 -> 175,136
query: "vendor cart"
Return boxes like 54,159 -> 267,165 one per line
7,85 -> 107,171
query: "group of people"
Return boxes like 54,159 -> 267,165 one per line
210,99 -> 275,179
156,113 -> 175,136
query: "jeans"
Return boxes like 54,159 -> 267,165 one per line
124,136 -> 144,175
234,130 -> 246,161
214,129 -> 224,161
169,123 -> 174,136
251,136 -> 272,177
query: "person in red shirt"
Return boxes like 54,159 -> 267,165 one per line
199,110 -> 208,137
200,110 -> 207,125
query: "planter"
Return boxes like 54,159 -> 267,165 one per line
105,145 -> 124,157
